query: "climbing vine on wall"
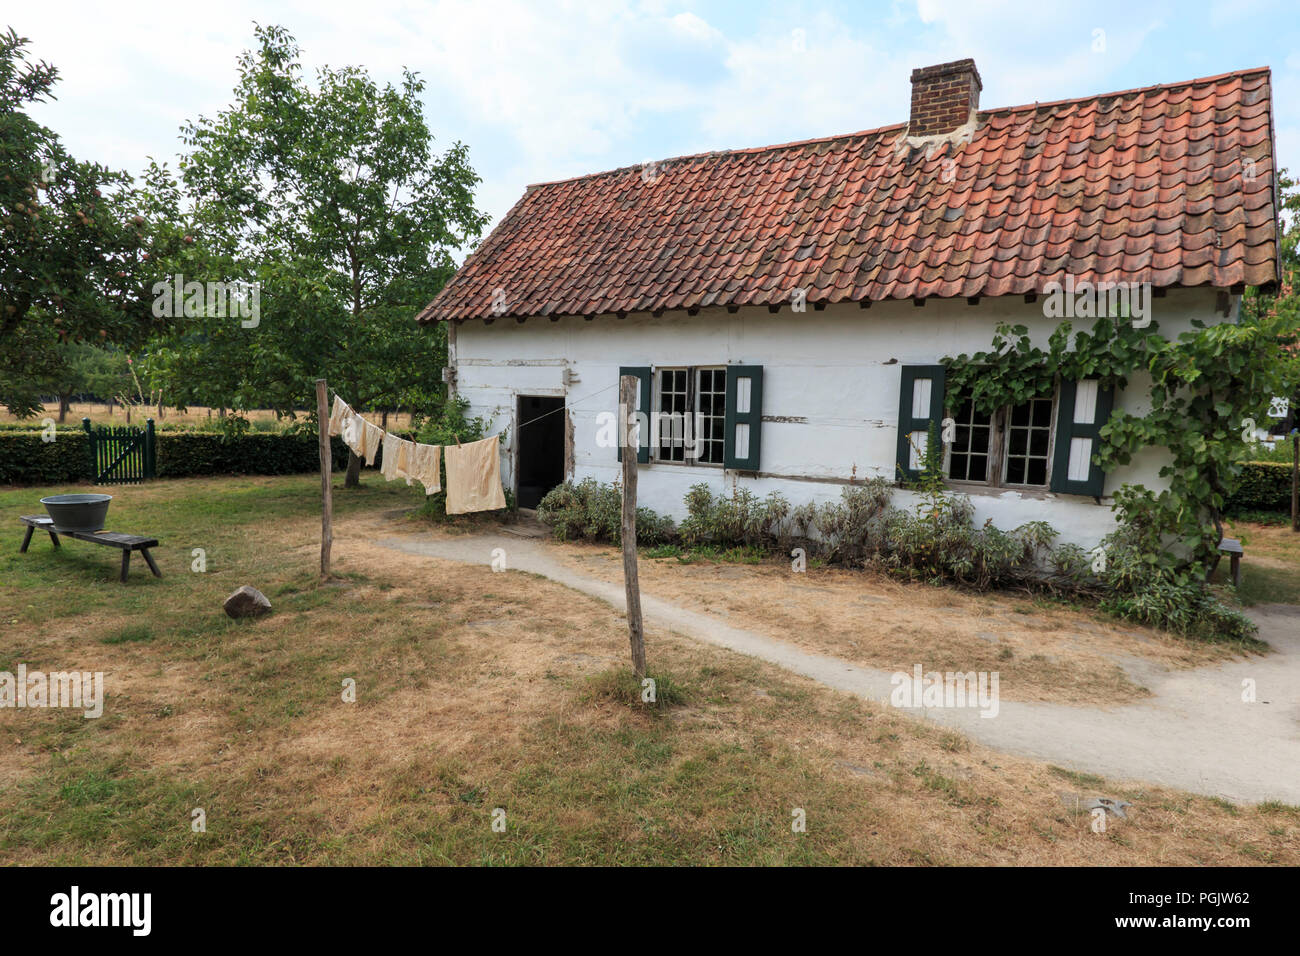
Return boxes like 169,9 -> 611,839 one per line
942,313 -> 1297,566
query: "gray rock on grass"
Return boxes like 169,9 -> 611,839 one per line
223,585 -> 272,619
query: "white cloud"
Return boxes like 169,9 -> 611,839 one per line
11,0 -> 1298,251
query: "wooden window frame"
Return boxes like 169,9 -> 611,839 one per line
944,385 -> 1059,491
651,365 -> 726,467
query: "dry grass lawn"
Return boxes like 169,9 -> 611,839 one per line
0,475 -> 1295,865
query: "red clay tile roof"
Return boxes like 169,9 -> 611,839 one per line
418,67 -> 1279,323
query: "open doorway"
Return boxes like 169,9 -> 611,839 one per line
516,395 -> 565,509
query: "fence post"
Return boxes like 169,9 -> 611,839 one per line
620,374 -> 647,680
82,417 -> 95,484
316,379 -> 333,579
145,418 -> 157,480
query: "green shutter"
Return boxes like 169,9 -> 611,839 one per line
1050,379 -> 1114,498
724,365 -> 763,471
617,366 -> 651,464
895,365 -> 945,481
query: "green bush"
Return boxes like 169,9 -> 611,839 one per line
1225,461 -> 1293,513
1095,523 -> 1257,642
0,431 -> 90,484
1098,572 -> 1257,643
679,484 -> 793,549
537,478 -> 675,546
1240,439 -> 1297,464
0,428 -> 350,486
157,433 -> 349,478
798,480 -> 892,565
883,496 -> 1069,592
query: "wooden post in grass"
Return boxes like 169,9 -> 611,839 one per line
620,374 -> 647,680
316,378 -> 333,578
1292,431 -> 1298,533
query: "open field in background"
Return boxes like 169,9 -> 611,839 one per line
1,403 -> 415,431
1,475 -> 1296,865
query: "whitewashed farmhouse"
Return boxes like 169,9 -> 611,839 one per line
418,60 -> 1280,548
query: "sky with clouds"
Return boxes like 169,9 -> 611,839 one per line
14,0 -> 1300,259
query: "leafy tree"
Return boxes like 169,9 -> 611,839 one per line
42,342 -> 132,421
1242,170 -> 1300,433
150,25 -> 488,484
0,29 -> 163,415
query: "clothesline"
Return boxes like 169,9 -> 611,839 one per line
329,380 -> 621,436
513,381 -> 620,431
326,392 -> 506,514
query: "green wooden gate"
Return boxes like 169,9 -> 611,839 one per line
83,417 -> 156,484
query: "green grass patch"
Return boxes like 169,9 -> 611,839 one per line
1048,765 -> 1106,789
101,623 -> 154,645
582,667 -> 688,711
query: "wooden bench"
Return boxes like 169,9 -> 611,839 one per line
1206,536 -> 1244,587
20,515 -> 161,583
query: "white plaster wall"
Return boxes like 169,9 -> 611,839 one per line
452,289 -> 1226,550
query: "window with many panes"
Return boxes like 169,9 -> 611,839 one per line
944,388 -> 1057,489
655,366 -> 726,465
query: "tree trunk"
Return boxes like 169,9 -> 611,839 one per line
58,394 -> 70,423
345,449 -> 362,488
381,409 -> 388,431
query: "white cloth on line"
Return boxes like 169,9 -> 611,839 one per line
340,411 -> 361,452
360,420 -> 383,465
380,433 -> 402,481
408,443 -> 441,495
328,395 -> 350,437
444,435 -> 506,514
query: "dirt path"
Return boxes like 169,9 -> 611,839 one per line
373,528 -> 1300,806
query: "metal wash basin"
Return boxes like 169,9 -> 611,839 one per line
39,494 -> 113,533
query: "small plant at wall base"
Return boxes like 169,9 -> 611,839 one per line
537,478 -> 674,546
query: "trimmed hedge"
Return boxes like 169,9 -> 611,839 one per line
0,429 -> 352,486
1225,461 -> 1294,513
157,433 -> 350,478
0,432 -> 92,485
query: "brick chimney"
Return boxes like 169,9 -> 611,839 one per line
908,59 -> 982,137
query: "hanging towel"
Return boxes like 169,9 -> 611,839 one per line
380,433 -> 403,481
408,443 -> 441,495
340,411 -> 363,455
395,439 -> 416,484
328,395 -> 350,437
445,435 -> 507,514
360,420 -> 383,465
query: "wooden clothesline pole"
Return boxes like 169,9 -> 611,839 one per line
619,374 -> 647,680
316,378 -> 333,579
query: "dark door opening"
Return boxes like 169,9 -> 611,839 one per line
516,395 -> 565,509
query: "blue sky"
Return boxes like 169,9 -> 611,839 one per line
15,0 -> 1300,258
